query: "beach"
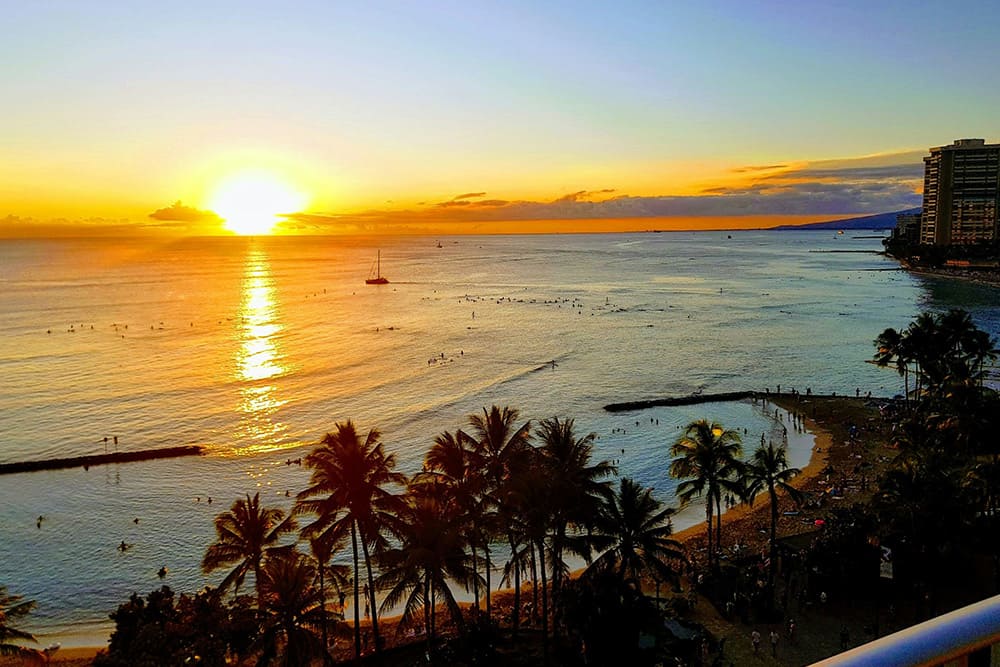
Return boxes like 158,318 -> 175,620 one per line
671,393 -> 890,558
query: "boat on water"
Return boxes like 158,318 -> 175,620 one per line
366,251 -> 389,285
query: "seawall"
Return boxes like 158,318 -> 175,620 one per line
0,445 -> 204,475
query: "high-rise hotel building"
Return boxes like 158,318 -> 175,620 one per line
920,139 -> 1000,245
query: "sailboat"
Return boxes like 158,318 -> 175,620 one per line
365,251 -> 389,285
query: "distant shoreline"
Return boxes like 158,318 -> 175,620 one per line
907,265 -> 1000,289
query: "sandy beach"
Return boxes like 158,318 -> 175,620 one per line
670,393 -> 877,557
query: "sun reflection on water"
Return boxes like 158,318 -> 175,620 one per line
234,248 -> 289,454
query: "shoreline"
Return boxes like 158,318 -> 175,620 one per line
896,260 -> 1000,289
670,394 -> 891,569
13,396 -> 884,664
670,394 -> 834,547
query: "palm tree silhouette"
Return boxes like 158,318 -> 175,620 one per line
467,405 -> 532,630
253,549 -> 329,667
377,489 -> 479,651
307,536 -> 351,663
586,477 -> 685,586
202,492 -> 297,607
0,586 -> 40,662
874,326 -> 910,406
416,429 -> 489,616
670,419 -> 742,567
741,440 -> 802,593
535,416 -> 615,631
296,421 -> 406,658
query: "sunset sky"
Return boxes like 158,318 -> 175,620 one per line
3,1 -> 999,236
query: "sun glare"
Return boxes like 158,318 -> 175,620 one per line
208,170 -> 308,235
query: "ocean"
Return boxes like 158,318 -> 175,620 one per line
1,230 -> 997,645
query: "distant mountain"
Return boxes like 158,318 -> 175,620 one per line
772,208 -> 920,231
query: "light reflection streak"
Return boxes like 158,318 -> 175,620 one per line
234,248 -> 289,454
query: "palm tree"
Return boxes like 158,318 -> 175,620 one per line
467,405 -> 532,629
586,478 -> 685,586
741,440 -> 802,592
296,421 -> 406,658
307,536 -> 351,663
874,326 -> 911,406
202,492 -> 297,607
535,417 -> 615,628
416,430 -> 488,615
377,490 -> 480,651
669,419 -> 742,567
253,549 -> 329,667
905,311 -> 940,398
509,459 -> 555,659
0,586 -> 40,661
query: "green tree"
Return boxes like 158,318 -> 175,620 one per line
202,492 -> 297,607
296,420 -> 406,658
670,420 -> 742,567
0,586 -> 40,662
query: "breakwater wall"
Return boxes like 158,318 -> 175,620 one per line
0,445 -> 204,475
604,391 -> 756,412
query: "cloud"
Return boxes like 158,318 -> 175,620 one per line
731,164 -> 788,173
130,149 -> 928,236
552,189 -> 617,203
786,164 -> 923,181
148,201 -> 221,223
0,214 -> 168,238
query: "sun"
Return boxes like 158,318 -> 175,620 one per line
207,170 -> 308,235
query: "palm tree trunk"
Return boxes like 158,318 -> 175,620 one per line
471,526 -> 480,614
431,584 -> 437,641
254,559 -> 264,610
319,564 -> 329,663
530,543 -> 539,624
552,524 -> 565,638
508,533 -> 521,639
769,485 -> 779,596
715,494 -> 723,563
351,523 -> 362,659
705,501 -> 714,567
538,539 -> 549,663
360,533 -> 380,653
904,366 -> 910,409
424,577 -> 432,650
485,544 -> 492,621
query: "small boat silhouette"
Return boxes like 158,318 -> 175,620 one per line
366,251 -> 389,285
